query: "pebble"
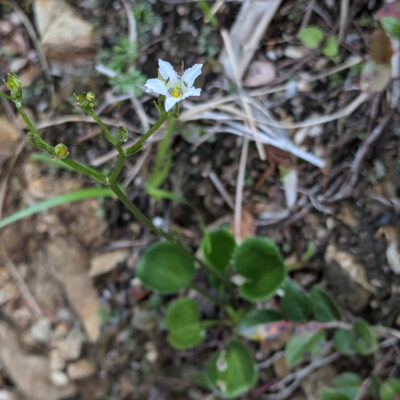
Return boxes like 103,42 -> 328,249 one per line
29,318 -> 52,343
50,371 -> 70,387
67,359 -> 97,380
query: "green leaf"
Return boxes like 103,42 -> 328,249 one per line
281,280 -> 313,322
285,330 -> 325,367
299,26 -> 324,48
232,237 -> 286,302
322,36 -> 339,60
0,188 -> 114,230
137,242 -> 195,293
333,328 -> 355,355
236,309 -> 282,340
381,16 -> 400,39
351,320 -> 377,355
321,389 -> 353,400
201,229 -> 236,275
380,379 -> 400,400
166,298 -> 206,349
206,339 -> 258,398
321,373 -> 361,400
310,286 -> 341,322
333,373 -> 361,398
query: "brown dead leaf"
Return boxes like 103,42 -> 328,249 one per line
89,250 -> 129,277
325,244 -> 376,293
230,207 -> 256,241
377,226 -> 400,274
0,117 -> 20,166
45,237 -> 102,341
33,0 -> 95,61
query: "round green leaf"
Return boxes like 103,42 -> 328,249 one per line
236,309 -> 282,340
322,36 -> 339,60
321,389 -> 353,400
351,320 -> 377,355
166,297 -> 206,349
299,26 -> 324,48
206,340 -> 258,398
137,241 -> 195,293
281,280 -> 313,322
381,16 -> 400,39
233,237 -> 286,302
285,330 -> 326,367
333,328 -> 355,356
310,286 -> 341,322
201,229 -> 236,275
321,372 -> 362,400
380,379 -> 400,400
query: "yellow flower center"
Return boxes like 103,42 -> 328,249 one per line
171,86 -> 181,98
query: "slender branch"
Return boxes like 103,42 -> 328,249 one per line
87,110 -> 123,152
0,91 -> 13,101
189,282 -> 224,308
17,105 -> 108,185
109,152 -> 126,183
125,113 -> 169,156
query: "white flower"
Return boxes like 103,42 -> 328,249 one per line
145,59 -> 202,112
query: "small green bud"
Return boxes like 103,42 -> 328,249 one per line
86,92 -> 95,103
5,72 -> 21,92
73,92 -> 95,112
54,143 -> 69,159
116,126 -> 129,143
4,72 -> 22,103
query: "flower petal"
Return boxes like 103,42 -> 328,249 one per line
158,59 -> 177,82
145,78 -> 167,96
182,64 -> 203,87
164,96 -> 181,111
182,87 -> 201,99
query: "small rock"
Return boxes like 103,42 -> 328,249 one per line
0,390 -> 18,400
50,371 -> 69,387
132,310 -> 158,331
57,327 -> 84,361
89,250 -> 129,277
49,349 -> 66,372
67,359 -> 97,380
284,46 -> 306,59
145,342 -> 158,363
30,318 -> 52,343
243,60 -> 276,87
33,0 -> 94,61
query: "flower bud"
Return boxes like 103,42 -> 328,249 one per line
73,92 -> 95,112
116,126 -> 129,143
4,72 -> 22,103
54,143 -> 69,159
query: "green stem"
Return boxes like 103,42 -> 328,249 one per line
125,113 -> 169,156
109,182 -> 223,281
88,110 -> 123,152
189,283 -> 224,308
109,152 -> 126,184
203,319 -> 232,328
17,105 -> 108,185
0,91 -> 13,101
109,181 -> 172,239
